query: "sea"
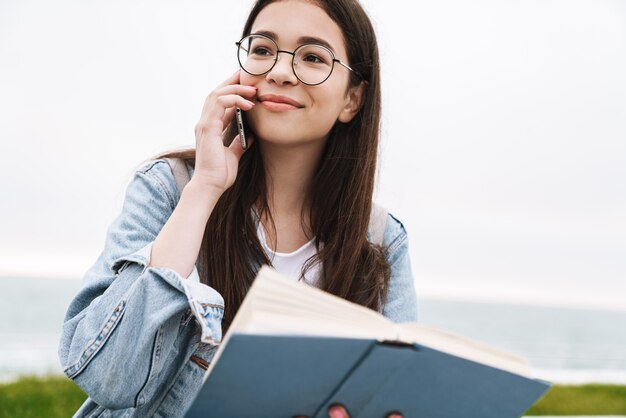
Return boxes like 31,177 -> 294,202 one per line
1,276 -> 626,385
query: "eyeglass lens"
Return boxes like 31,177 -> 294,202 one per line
237,35 -> 334,85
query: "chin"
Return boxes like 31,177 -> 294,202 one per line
255,130 -> 320,147
248,117 -> 328,147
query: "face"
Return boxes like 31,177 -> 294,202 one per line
240,0 -> 362,147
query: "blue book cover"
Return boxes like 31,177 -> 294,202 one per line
184,267 -> 551,418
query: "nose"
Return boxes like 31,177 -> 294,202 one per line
266,51 -> 299,86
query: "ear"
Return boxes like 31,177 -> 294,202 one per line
338,81 -> 365,123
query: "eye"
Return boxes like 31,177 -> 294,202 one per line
251,46 -> 274,57
302,53 -> 326,64
297,44 -> 333,66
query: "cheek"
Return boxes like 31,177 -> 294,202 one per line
312,85 -> 348,120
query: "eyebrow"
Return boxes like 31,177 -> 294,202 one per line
251,30 -> 337,54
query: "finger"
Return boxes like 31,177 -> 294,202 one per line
199,98 -> 252,129
386,413 -> 403,418
198,71 -> 244,116
216,69 -> 241,88
221,106 -> 236,128
199,85 -> 256,123
214,84 -> 257,99
200,91 -> 254,119
228,133 -> 254,160
207,95 -> 255,121
328,405 -> 350,418
194,119 -> 225,146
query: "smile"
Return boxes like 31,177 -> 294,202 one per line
258,94 -> 304,112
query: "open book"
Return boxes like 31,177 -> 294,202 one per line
184,266 -> 550,418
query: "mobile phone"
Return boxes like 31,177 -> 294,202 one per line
235,107 -> 247,150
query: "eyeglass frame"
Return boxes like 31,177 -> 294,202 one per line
235,33 -> 360,86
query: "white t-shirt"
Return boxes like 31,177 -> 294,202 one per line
256,222 -> 321,286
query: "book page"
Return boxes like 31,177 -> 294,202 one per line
208,266 -> 530,379
398,323 -> 531,377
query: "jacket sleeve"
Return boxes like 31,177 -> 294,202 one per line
381,213 -> 418,323
58,160 -> 223,410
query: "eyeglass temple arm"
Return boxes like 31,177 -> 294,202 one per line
335,59 -> 358,76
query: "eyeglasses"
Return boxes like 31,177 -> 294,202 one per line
236,34 -> 358,86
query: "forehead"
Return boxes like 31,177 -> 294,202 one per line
250,0 -> 347,56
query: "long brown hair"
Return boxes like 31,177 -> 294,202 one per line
155,0 -> 390,331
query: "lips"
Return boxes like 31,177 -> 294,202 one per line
257,94 -> 304,111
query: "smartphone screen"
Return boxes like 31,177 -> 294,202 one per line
235,107 -> 247,150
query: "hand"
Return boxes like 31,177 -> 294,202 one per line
192,70 -> 257,194
296,404 -> 403,418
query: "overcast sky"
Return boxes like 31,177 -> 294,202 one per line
1,0 -> 624,310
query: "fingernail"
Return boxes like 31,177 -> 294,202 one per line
247,100 -> 255,107
328,407 -> 345,418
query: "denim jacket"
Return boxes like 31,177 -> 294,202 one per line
58,158 -> 418,418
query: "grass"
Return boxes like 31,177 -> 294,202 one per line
526,383 -> 626,415
0,376 -> 87,418
1,376 -> 626,417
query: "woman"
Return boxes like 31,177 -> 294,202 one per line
59,0 -> 417,416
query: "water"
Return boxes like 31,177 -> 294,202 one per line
1,276 -> 626,384
418,299 -> 626,384
0,276 -> 81,382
